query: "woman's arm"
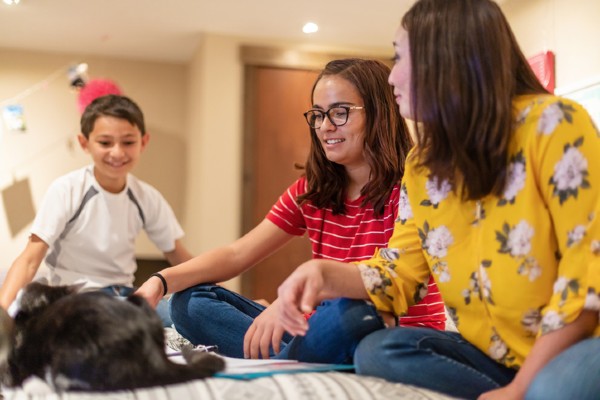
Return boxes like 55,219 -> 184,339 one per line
479,309 -> 598,400
136,219 -> 293,307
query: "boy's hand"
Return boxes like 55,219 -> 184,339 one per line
134,277 -> 164,308
243,299 -> 286,359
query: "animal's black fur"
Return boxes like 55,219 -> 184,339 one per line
0,306 -> 13,376
4,282 -> 224,392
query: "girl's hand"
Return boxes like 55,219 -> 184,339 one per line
134,277 -> 164,308
244,299 -> 286,359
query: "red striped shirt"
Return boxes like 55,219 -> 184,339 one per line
267,177 -> 445,329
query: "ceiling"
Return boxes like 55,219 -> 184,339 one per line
0,0 -> 421,64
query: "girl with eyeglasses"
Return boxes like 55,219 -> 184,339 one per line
278,1 -> 600,398
136,58 -> 446,362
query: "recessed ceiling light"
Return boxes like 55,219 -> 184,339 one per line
3,0 -> 21,5
302,22 -> 319,34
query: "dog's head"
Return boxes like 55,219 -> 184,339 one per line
11,281 -> 81,325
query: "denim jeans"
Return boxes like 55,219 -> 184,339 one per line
100,284 -> 173,327
170,283 -> 385,363
525,336 -> 600,400
354,327 -> 517,399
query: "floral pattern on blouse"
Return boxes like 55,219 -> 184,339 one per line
397,183 -> 413,224
462,260 -> 494,305
537,100 -> 575,135
549,137 -> 590,205
499,150 -> 526,206
496,220 -> 542,282
489,328 -> 515,364
419,222 -> 453,282
421,176 -> 452,209
521,307 -> 542,337
356,95 -> 600,368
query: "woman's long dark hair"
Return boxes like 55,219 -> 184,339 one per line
403,0 -> 548,200
297,58 -> 413,216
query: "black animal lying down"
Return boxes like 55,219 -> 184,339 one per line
5,282 -> 224,392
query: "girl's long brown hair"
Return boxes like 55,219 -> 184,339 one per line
403,0 -> 548,200
297,58 -> 413,216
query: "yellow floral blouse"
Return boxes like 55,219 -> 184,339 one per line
357,94 -> 600,369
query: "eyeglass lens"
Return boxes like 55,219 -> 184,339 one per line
305,107 -> 349,129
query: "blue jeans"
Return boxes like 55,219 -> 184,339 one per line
170,283 -> 385,363
100,284 -> 173,327
354,327 -> 517,399
525,337 -> 600,400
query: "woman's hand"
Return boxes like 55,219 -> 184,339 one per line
478,383 -> 524,400
134,276 -> 164,308
277,260 -> 325,337
277,259 -> 367,337
243,299 -> 286,359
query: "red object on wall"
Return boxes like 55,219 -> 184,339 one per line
77,79 -> 123,114
528,51 -> 555,93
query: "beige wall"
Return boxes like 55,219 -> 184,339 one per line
1,0 -> 599,287
503,0 -> 600,90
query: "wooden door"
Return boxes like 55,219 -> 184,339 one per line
241,66 -> 320,302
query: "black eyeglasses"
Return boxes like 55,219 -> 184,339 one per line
303,105 -> 365,129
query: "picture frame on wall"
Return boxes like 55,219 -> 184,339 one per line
2,104 -> 27,133
556,76 -> 600,128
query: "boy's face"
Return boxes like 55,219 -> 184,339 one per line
78,116 -> 149,193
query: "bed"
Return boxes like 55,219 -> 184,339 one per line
3,371 -> 456,400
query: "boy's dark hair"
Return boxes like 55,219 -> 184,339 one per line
80,94 -> 146,138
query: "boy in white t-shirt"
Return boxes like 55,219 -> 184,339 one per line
0,95 -> 192,324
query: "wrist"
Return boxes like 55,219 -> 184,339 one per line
150,272 -> 168,296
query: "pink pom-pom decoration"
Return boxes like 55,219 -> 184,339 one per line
77,78 -> 123,114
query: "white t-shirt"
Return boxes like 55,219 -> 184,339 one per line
31,165 -> 184,289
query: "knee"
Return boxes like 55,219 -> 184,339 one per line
355,330 -> 390,374
525,338 -> 600,400
525,374 -> 552,400
170,284 -> 217,319
355,327 -> 433,375
525,368 -> 580,400
321,298 -> 383,332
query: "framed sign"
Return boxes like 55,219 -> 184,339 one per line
528,51 -> 555,93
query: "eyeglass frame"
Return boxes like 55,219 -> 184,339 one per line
303,105 -> 365,129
